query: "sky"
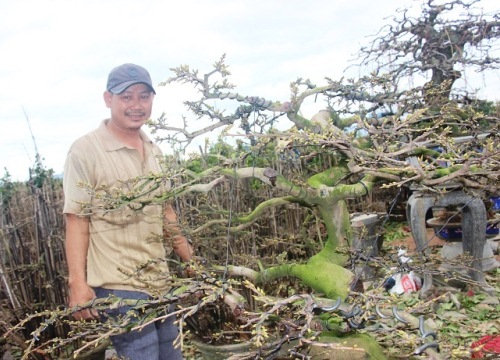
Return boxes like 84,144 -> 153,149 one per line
1,0 -> 499,181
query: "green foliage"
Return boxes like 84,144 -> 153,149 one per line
29,156 -> 54,189
458,292 -> 500,322
382,221 -> 407,243
471,99 -> 500,130
0,169 -> 14,205
471,99 -> 499,116
433,284 -> 500,354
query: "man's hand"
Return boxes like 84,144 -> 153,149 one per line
68,281 -> 99,321
183,256 -> 207,278
172,234 -> 194,263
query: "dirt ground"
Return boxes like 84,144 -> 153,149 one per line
390,226 -> 500,263
389,226 -> 445,249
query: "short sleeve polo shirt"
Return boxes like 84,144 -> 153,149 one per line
63,119 -> 171,292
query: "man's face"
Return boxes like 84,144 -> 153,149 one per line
103,83 -> 154,130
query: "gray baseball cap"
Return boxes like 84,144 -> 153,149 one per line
106,63 -> 156,94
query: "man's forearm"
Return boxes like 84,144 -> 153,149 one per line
164,203 -> 193,262
64,213 -> 98,320
64,214 -> 90,286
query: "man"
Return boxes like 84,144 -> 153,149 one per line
63,63 -> 192,360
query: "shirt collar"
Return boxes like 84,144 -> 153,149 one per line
98,119 -> 153,152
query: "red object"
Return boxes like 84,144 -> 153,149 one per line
401,274 -> 418,292
471,335 -> 500,358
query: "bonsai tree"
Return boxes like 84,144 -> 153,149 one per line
145,1 -> 498,355
146,0 -> 499,301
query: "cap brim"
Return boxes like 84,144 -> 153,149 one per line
108,81 -> 156,94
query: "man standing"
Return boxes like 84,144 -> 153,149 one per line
63,63 -> 192,359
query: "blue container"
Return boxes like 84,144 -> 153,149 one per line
487,196 -> 500,236
486,223 -> 499,236
431,196 -> 500,240
434,226 -> 462,240
490,196 -> 500,211
434,224 -> 498,239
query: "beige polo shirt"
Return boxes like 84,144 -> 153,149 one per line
63,119 -> 170,292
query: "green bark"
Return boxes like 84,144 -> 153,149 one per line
219,166 -> 378,299
254,260 -> 353,300
312,332 -> 387,360
189,166 -> 380,299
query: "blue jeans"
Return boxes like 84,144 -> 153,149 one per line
94,287 -> 183,360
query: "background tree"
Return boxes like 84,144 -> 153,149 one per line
356,0 -> 499,105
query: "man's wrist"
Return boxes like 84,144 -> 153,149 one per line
68,276 -> 87,288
